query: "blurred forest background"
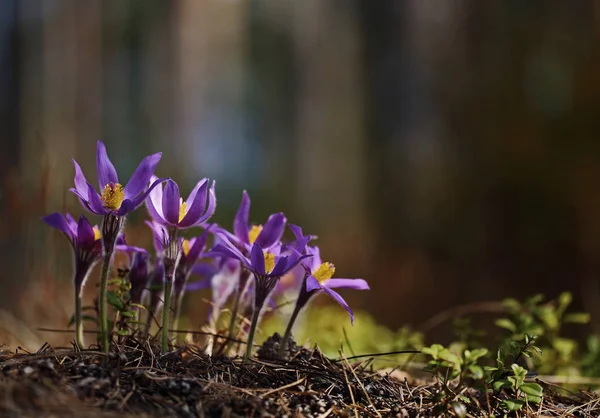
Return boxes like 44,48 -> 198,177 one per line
1,1 -> 600,348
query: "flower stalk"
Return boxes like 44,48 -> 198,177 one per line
161,227 -> 181,352
98,213 -> 124,353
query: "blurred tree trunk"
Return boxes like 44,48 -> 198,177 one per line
291,0 -> 370,273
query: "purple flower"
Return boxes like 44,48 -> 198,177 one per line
213,191 -> 286,254
145,220 -> 209,276
146,176 -> 216,229
42,212 -> 103,291
115,238 -> 150,306
212,238 -> 309,282
42,211 -> 104,347
303,246 -> 369,324
70,140 -> 166,216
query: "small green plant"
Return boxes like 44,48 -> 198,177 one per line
421,335 -> 544,414
486,335 -> 543,411
106,270 -> 145,340
495,292 -> 589,375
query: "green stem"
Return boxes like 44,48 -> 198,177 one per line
74,287 -> 84,348
162,280 -> 172,351
98,251 -> 113,353
280,301 -> 303,358
244,304 -> 261,363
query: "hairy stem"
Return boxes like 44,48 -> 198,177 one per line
98,251 -> 113,353
74,285 -> 84,348
161,280 -> 173,351
244,304 -> 261,363
280,301 -> 303,358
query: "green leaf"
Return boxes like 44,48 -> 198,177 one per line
563,313 -> 590,324
493,379 -> 513,391
495,318 -> 516,333
501,398 -> 525,411
526,395 -> 542,404
115,329 -> 130,336
119,311 -> 137,318
558,292 -> 572,312
107,291 -> 125,311
468,364 -> 484,379
511,364 -> 527,378
553,338 -> 576,357
519,383 -> 543,398
467,348 -> 488,361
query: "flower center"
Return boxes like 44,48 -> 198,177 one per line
313,262 -> 335,284
100,182 -> 125,210
248,225 -> 263,244
92,226 -> 102,241
182,239 -> 190,256
264,251 -> 275,274
179,200 -> 187,223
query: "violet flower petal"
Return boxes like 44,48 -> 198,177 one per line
233,190 -> 251,244
190,263 -> 219,278
72,159 -> 90,200
96,140 -> 119,190
325,278 -> 370,290
270,256 -> 290,277
85,182 -> 109,214
129,177 -> 169,211
42,213 -> 74,241
255,212 -> 286,249
77,215 -> 96,248
214,234 -> 250,263
178,180 -> 209,227
194,181 -> 217,225
186,231 -> 208,262
208,243 -> 249,266
250,243 -> 266,275
306,275 -> 321,292
146,175 -> 164,221
117,199 -> 137,216
321,286 -> 355,324
184,178 -> 207,208
124,152 -> 163,198
162,180 -> 181,225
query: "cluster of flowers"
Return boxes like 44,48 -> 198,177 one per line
43,141 -> 369,360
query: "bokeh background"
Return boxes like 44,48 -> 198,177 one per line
1,1 -> 600,349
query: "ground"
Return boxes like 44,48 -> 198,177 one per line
0,334 -> 597,417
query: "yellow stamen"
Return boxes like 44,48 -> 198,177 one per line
182,239 -> 191,256
264,252 -> 275,274
92,226 -> 102,241
100,182 -> 125,210
313,262 -> 335,284
248,225 -> 263,244
179,200 -> 187,223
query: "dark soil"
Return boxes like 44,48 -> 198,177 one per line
0,334 -> 597,417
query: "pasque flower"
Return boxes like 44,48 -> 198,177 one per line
42,212 -> 103,347
69,140 -> 166,353
146,176 -> 216,229
115,237 -> 150,308
70,140 -> 165,217
211,218 -> 312,361
144,174 -> 216,352
205,191 -> 286,356
146,220 -> 211,336
280,243 -> 369,357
